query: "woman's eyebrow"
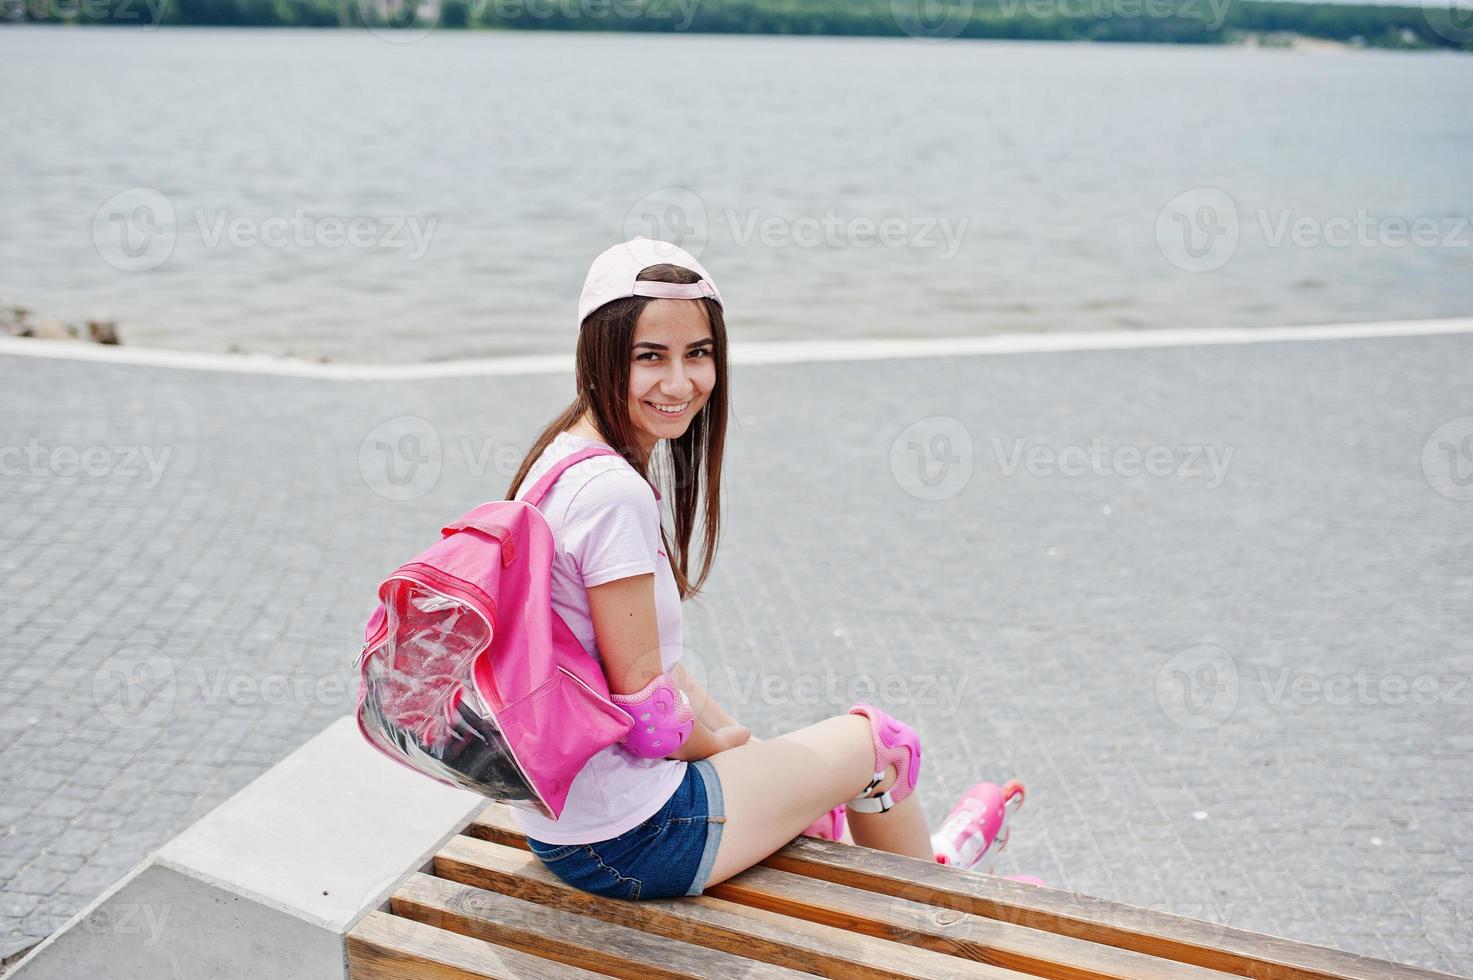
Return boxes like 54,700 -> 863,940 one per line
633,338 -> 714,351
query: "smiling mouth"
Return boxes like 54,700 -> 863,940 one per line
645,400 -> 690,419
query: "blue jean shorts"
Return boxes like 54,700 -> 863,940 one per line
524,759 -> 726,901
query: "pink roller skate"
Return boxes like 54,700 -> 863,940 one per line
801,804 -> 847,841
931,779 -> 1026,873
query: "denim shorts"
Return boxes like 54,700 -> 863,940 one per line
524,759 -> 726,901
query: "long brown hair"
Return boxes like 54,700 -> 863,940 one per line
505,263 -> 727,602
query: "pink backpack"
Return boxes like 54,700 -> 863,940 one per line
354,446 -> 635,820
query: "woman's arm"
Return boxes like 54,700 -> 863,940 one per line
670,662 -> 742,731
585,574 -> 748,760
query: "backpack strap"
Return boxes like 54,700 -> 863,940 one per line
522,445 -> 663,507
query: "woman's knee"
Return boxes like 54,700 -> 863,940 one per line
841,704 -> 924,801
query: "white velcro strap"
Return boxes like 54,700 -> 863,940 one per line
847,789 -> 894,814
846,769 -> 894,813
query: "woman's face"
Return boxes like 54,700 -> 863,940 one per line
625,298 -> 717,454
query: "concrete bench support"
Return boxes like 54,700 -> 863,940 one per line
7,716 -> 484,980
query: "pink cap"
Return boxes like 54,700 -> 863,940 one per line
577,235 -> 724,330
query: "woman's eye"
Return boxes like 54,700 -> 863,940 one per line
637,349 -> 709,361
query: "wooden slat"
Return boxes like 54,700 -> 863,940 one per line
710,863 -> 1236,980
471,803 -> 1461,980
392,871 -> 811,980
435,834 -> 1031,979
762,835 -> 1462,980
470,807 -> 1227,980
346,908 -> 605,980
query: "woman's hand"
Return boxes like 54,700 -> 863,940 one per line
668,720 -> 751,761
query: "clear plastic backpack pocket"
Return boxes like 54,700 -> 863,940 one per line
355,577 -> 550,817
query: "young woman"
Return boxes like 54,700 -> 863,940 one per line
503,236 -> 997,901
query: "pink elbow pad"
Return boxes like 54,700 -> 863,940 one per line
610,671 -> 695,758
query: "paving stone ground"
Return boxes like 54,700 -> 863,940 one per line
1,333 -> 1471,974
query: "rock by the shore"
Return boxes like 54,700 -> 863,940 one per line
0,302 -> 123,346
88,319 -> 120,345
34,316 -> 79,341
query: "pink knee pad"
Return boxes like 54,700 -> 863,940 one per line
846,703 -> 921,813
609,671 -> 695,759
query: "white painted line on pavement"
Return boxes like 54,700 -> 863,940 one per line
1,317 -> 1470,380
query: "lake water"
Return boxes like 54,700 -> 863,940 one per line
2,26 -> 1471,363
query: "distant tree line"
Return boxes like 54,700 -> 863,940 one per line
6,0 -> 1469,52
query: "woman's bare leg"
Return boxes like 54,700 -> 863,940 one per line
703,713 -> 931,887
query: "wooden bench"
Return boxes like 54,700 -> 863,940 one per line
347,801 -> 1458,980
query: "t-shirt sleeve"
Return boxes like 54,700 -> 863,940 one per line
561,469 -> 661,587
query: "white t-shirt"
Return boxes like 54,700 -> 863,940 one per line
507,431 -> 689,844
